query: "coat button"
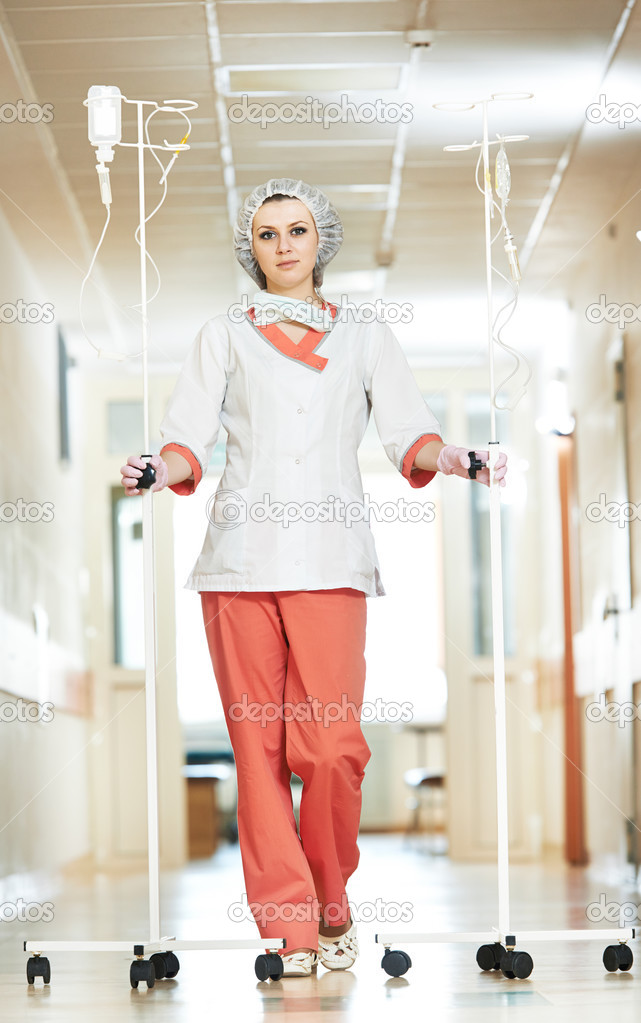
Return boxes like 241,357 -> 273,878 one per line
295,458 -> 301,464
297,408 -> 303,414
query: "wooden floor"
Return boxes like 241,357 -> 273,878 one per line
1,833 -> 639,1021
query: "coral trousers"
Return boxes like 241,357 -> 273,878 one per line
200,587 -> 371,953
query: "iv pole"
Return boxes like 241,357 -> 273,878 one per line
24,89 -> 288,989
375,92 -> 636,979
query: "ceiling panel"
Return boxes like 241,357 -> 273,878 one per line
5,6 -> 205,38
227,66 -> 404,92
217,1 -> 417,34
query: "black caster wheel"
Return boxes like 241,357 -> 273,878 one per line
163,951 -> 180,978
149,951 -> 180,980
254,953 -> 284,981
476,943 -> 504,971
130,959 -> 156,989
381,949 -> 412,977
150,953 -> 166,980
603,944 -> 633,972
500,949 -> 533,979
26,956 -> 50,985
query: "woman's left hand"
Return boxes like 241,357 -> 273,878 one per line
436,444 -> 507,487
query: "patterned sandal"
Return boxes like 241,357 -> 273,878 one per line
318,920 -> 359,970
280,949 -> 319,977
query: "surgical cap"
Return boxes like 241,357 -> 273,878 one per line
233,177 -> 343,289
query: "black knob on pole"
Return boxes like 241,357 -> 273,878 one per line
137,455 -> 156,490
467,451 -> 486,480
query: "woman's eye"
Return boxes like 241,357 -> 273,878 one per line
258,227 -> 306,240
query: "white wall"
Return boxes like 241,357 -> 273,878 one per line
0,207 -> 92,882
558,207 -> 641,880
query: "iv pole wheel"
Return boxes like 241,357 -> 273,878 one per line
254,952 -> 285,981
603,944 -> 633,972
476,942 -> 504,970
163,951 -> 180,977
149,951 -> 180,980
499,948 -> 533,979
130,958 -> 156,989
26,956 -> 50,985
381,948 -> 412,976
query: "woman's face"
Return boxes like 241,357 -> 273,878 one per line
251,197 -> 319,292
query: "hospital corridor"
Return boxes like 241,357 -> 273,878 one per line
1,1 -> 641,1020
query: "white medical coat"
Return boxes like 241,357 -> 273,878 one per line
158,307 -> 442,597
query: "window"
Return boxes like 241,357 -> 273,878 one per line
57,328 -> 71,462
465,393 -> 514,657
107,401 -> 144,455
111,487 -> 144,668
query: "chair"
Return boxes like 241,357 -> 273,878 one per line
403,766 -> 447,853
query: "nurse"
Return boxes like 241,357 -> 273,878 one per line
120,178 -> 507,978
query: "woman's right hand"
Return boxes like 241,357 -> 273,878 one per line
436,444 -> 507,487
120,454 -> 169,496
